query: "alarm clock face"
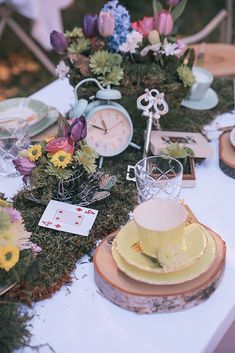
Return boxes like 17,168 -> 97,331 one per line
86,106 -> 133,157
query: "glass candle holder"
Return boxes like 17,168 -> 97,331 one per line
0,118 -> 30,177
134,155 -> 183,203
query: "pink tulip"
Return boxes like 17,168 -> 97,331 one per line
154,10 -> 173,36
98,11 -> 115,37
132,16 -> 154,38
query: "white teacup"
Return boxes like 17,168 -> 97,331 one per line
133,199 -> 188,258
189,66 -> 213,101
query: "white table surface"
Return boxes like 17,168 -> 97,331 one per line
2,79 -> 234,353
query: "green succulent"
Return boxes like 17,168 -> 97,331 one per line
108,54 -> 123,66
177,65 -> 196,88
89,50 -> 111,75
161,142 -> 194,159
100,66 -> 124,86
67,38 -> 90,55
90,51 -> 124,86
65,27 -> 84,38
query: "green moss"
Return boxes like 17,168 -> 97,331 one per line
0,304 -> 30,353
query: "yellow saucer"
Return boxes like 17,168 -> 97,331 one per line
112,226 -> 216,285
116,222 -> 207,273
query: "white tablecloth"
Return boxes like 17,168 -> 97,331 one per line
1,79 -> 233,353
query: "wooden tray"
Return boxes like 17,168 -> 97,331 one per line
219,132 -> 235,179
94,207 -> 226,314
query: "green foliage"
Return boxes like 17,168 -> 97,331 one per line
172,0 -> 188,22
45,164 -> 74,180
67,38 -> 91,55
152,0 -> 163,14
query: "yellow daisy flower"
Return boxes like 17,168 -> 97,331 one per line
27,144 -> 42,161
45,136 -> 55,143
0,199 -> 8,207
51,151 -> 72,169
0,245 -> 19,271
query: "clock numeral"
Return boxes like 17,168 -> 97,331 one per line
118,137 -> 123,143
112,143 -> 117,149
95,142 -> 99,148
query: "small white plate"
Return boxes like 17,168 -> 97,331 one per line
181,88 -> 219,110
0,98 -> 48,124
230,128 -> 235,147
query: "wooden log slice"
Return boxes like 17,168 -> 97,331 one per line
219,132 -> 235,179
94,227 -> 226,314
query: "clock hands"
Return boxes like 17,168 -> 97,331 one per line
105,120 -> 122,134
91,120 -> 122,134
90,124 -> 107,132
101,119 -> 108,133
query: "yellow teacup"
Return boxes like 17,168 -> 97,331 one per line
133,199 -> 188,259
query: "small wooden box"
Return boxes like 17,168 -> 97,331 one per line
150,131 -> 213,158
181,157 -> 196,188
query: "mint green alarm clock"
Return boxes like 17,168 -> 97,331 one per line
69,78 -> 139,167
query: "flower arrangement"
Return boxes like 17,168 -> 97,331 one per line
13,117 -> 116,205
0,199 -> 39,275
51,0 -> 195,92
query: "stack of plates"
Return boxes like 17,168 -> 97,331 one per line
111,221 -> 216,285
0,98 -> 60,138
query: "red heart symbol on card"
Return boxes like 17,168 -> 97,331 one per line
76,208 -> 83,212
85,210 -> 95,215
42,221 -> 52,226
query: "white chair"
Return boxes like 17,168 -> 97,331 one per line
182,0 -> 233,45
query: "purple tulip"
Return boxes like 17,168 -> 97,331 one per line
83,14 -> 98,38
13,158 -> 36,176
50,30 -> 68,53
167,0 -> 180,5
69,116 -> 87,142
98,11 -> 115,37
154,10 -> 173,36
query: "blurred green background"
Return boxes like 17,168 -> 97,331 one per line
0,0 -> 234,100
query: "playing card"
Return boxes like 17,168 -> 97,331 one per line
38,200 -> 98,236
